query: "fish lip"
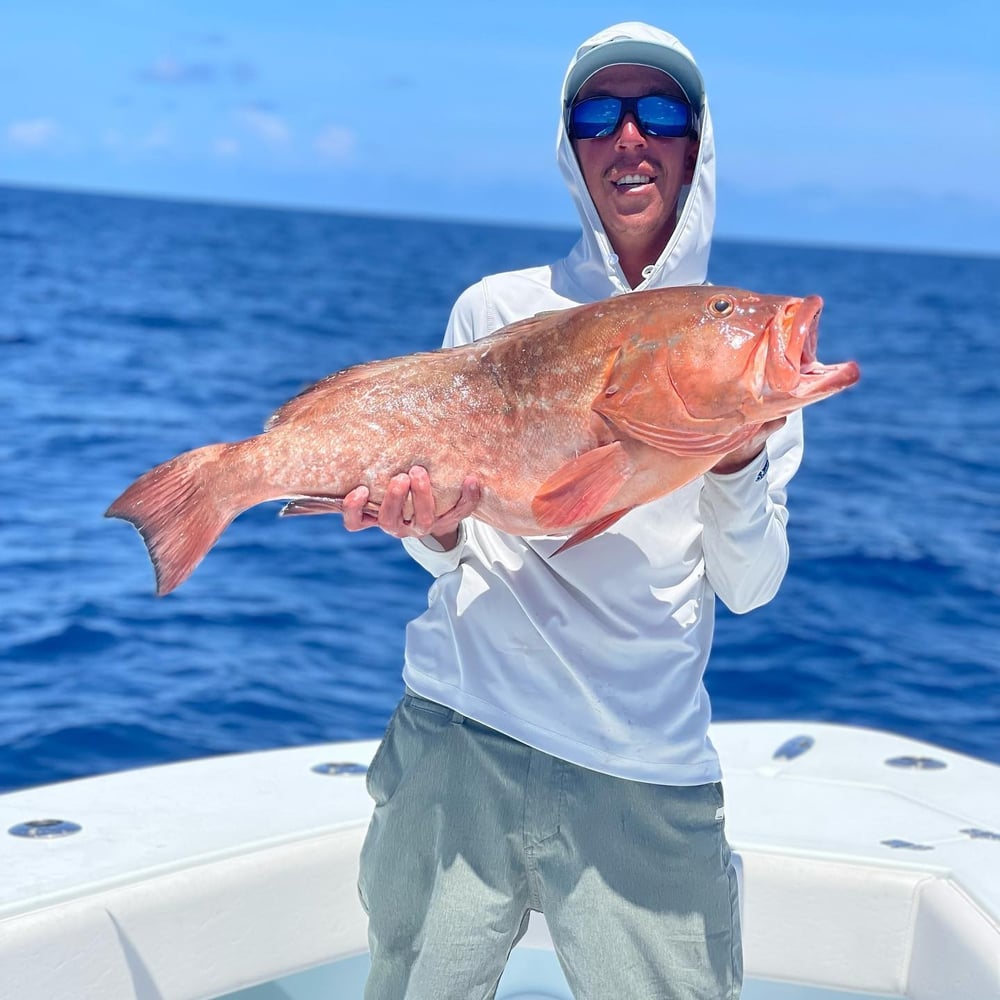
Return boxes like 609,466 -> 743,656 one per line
775,295 -> 861,399
790,295 -> 822,367
764,295 -> 822,392
794,358 -> 862,395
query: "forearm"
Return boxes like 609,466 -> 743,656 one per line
430,526 -> 461,550
700,450 -> 790,614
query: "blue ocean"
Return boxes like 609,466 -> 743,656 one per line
1,184 -> 998,794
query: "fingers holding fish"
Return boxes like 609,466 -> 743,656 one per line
384,468 -> 482,541
342,485 -> 379,531
381,471 -> 422,535
439,474 -> 483,535
342,468 -> 482,542
340,477 -> 421,536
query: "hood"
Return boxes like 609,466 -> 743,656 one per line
554,22 -> 716,299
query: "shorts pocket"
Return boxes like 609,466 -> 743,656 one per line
711,780 -> 725,812
365,705 -> 401,804
403,689 -> 458,722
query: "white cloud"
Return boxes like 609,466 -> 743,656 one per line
6,118 -> 59,148
213,137 -> 240,158
237,106 -> 290,145
142,124 -> 173,150
315,125 -> 355,162
140,54 -> 257,86
141,56 -> 216,84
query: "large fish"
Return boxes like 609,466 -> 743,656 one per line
107,285 -> 859,594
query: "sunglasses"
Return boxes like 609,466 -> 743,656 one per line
568,94 -> 697,140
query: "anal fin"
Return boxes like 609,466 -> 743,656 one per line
279,495 -> 381,518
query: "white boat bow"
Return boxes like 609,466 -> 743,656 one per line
1,721 -> 998,1000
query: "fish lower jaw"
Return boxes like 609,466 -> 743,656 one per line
792,360 -> 861,398
800,360 -> 858,380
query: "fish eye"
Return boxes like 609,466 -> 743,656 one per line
709,297 -> 734,317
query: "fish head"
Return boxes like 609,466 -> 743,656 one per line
594,286 -> 860,454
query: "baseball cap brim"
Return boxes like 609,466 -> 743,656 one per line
565,38 -> 705,113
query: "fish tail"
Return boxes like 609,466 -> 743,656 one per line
106,442 -> 244,596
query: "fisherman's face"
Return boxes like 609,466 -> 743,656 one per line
571,65 -> 699,257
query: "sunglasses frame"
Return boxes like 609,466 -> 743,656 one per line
568,93 -> 698,141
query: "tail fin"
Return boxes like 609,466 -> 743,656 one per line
106,443 -> 240,596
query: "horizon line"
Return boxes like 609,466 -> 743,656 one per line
2,178 -> 997,264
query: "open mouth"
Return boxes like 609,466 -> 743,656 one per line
783,297 -> 860,397
767,296 -> 820,383
614,173 -> 654,189
795,358 -> 861,396
765,296 -> 859,398
788,296 -> 821,366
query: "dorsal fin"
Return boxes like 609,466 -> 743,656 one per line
264,352 -> 434,431
476,310 -> 569,351
265,307 -> 570,433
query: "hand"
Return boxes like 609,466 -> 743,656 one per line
342,465 -> 481,547
710,418 -> 786,475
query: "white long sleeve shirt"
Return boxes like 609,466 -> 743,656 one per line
400,22 -> 802,784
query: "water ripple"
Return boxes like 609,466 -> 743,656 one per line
2,184 -> 998,792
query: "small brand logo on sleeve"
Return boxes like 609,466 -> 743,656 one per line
755,458 -> 770,482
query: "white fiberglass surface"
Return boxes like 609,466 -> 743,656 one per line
218,951 -> 901,1000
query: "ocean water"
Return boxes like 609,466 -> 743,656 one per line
1,184 -> 997,793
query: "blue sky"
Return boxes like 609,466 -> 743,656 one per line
2,1 -> 997,255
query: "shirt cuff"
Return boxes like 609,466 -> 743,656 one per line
400,521 -> 467,576
702,448 -> 771,507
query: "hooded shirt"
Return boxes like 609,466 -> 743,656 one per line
399,22 -> 803,784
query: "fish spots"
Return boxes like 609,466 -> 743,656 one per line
723,329 -> 756,350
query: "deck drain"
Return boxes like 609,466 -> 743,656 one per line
881,838 -> 934,851
311,762 -> 368,776
9,819 -> 82,839
960,828 -> 1000,841
884,756 -> 947,770
772,735 -> 814,760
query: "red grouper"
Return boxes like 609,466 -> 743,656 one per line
106,285 -> 860,595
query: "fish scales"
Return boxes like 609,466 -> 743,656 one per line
106,285 -> 860,594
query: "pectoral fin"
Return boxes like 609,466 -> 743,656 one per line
552,508 -> 633,555
531,442 -> 631,530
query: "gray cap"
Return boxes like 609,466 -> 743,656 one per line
565,36 -> 705,112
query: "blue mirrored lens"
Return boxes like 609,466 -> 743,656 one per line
570,95 -> 692,140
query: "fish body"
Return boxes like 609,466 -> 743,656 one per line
107,285 -> 860,594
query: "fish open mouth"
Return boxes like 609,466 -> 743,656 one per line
795,297 -> 821,367
764,296 -> 821,392
795,357 -> 861,398
767,295 -> 860,401
788,297 -> 860,398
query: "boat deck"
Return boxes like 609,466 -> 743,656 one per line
1,721 -> 998,999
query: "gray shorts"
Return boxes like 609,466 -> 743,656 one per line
358,690 -> 742,1000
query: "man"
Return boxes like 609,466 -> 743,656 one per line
346,21 -> 801,999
